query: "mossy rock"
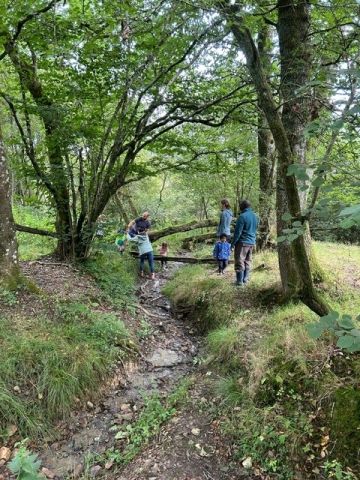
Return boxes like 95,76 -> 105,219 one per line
330,387 -> 360,469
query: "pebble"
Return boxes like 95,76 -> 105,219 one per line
242,457 -> 252,469
90,465 -> 102,477
73,463 -> 84,478
41,467 -> 55,479
0,447 -> 11,462
86,401 -> 94,409
13,385 -> 21,393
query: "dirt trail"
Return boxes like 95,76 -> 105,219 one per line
33,264 -> 246,480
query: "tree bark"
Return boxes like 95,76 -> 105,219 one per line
149,219 -> 218,242
277,0 -> 324,284
257,25 -> 276,251
219,1 -> 330,315
182,232 -> 217,249
0,123 -> 19,286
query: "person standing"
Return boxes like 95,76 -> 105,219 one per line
232,200 -> 259,286
127,228 -> 155,279
128,211 -> 151,237
217,199 -> 233,241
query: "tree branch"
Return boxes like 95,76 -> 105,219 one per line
15,223 -> 58,238
0,0 -> 61,61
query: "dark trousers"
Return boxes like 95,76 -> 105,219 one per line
218,260 -> 228,273
140,251 -> 154,273
234,243 -> 253,272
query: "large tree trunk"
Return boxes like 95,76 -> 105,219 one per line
150,219 -> 218,242
219,1 -> 329,315
277,0 -> 324,284
257,25 -> 276,251
0,123 -> 19,286
9,49 -> 74,260
277,0 -> 311,292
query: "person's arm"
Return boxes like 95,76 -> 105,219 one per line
232,216 -> 244,247
127,232 -> 138,243
127,219 -> 136,230
213,243 -> 219,258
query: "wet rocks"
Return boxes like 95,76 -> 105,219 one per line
146,348 -> 183,367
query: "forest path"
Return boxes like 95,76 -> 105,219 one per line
37,263 -> 246,480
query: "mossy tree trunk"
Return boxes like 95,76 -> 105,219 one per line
0,123 -> 19,287
257,25 -> 276,251
219,1 -> 330,316
278,0 -> 324,284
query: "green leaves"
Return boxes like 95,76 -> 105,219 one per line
277,217 -> 305,244
307,312 -> 360,353
286,164 -> 310,181
8,442 -> 43,480
339,204 -> 360,228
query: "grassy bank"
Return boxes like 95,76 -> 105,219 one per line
0,252 -> 137,439
164,242 -> 360,479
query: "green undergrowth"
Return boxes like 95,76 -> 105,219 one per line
0,301 -> 130,438
14,205 -> 56,260
164,242 -> 360,479
83,250 -> 138,308
0,252 -> 137,438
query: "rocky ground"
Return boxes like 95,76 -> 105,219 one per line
0,261 -> 250,480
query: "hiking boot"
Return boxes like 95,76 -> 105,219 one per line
243,268 -> 250,284
235,271 -> 244,286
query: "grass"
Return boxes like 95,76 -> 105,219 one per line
0,302 -> 130,437
164,241 -> 360,479
14,205 -> 56,260
0,249 -> 138,438
83,250 -> 138,308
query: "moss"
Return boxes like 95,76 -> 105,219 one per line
0,266 -> 21,291
330,387 -> 360,468
255,357 -> 315,407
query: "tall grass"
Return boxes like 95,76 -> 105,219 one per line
0,305 -> 130,436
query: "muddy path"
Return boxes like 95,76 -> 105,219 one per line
34,264 -> 246,480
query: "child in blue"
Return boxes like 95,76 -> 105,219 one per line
213,234 -> 231,274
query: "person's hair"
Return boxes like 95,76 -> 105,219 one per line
239,199 -> 251,212
221,198 -> 230,209
220,234 -> 227,240
161,242 -> 168,247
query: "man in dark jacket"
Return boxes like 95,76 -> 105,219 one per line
232,200 -> 259,285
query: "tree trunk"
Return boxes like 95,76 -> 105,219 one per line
277,0 -> 324,284
0,123 -> 19,287
219,1 -> 330,315
9,49 -> 74,260
149,219 -> 218,242
257,25 -> 276,251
